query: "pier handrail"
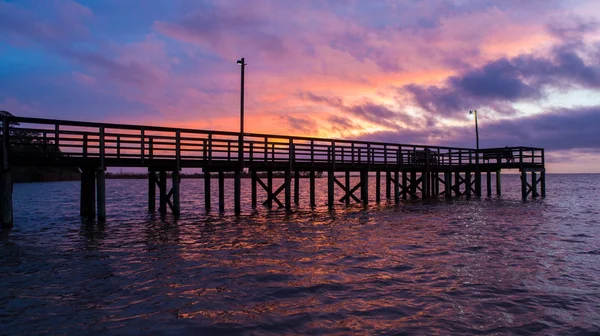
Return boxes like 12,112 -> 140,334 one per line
0,116 -> 545,169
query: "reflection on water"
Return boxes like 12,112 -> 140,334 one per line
1,175 -> 599,335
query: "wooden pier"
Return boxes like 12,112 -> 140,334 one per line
0,116 -> 545,228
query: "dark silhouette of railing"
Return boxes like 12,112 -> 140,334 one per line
2,116 -> 544,170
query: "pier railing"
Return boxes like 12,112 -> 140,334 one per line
1,116 -> 544,170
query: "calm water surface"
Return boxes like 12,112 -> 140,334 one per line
1,174 -> 599,335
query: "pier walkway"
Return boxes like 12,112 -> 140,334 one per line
0,116 -> 545,227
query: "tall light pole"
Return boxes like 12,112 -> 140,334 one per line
469,110 -> 479,152
237,58 -> 246,169
234,58 -> 246,215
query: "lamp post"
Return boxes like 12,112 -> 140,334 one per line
237,58 -> 246,169
469,110 -> 479,152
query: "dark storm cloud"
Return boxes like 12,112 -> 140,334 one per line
404,37 -> 600,118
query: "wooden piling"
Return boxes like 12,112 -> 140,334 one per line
204,171 -> 211,212
294,170 -> 300,205
521,170 -> 527,200
309,170 -> 316,207
475,171 -> 482,197
97,169 -> 106,220
148,169 -> 156,212
376,171 -> 381,203
219,171 -> 225,212
267,170 -> 273,208
234,170 -> 241,215
386,171 -> 391,199
540,170 -> 546,197
496,170 -> 501,196
285,169 -> 291,210
361,170 -> 368,205
444,171 -> 451,198
159,170 -> 167,214
0,170 -> 13,228
402,171 -> 408,200
454,172 -> 461,196
328,171 -> 334,209
345,171 -> 351,206
172,170 -> 180,216
394,170 -> 400,203
465,171 -> 472,198
486,171 -> 492,197
531,171 -> 538,198
422,171 -> 429,199
410,171 -> 417,199
251,170 -> 257,209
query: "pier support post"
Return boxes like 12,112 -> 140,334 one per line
251,170 -> 257,209
267,170 -> 273,208
540,170 -> 546,197
402,171 -> 408,200
294,170 -> 300,206
531,171 -> 538,198
486,172 -> 492,197
345,171 -> 351,206
234,170 -> 241,215
360,170 -> 369,205
328,171 -> 334,209
394,170 -> 400,204
159,170 -> 167,215
80,169 -> 95,218
97,168 -> 106,220
148,169 -> 156,212
410,171 -> 417,199
219,171 -> 225,213
0,170 -> 13,228
204,171 -> 211,213
285,169 -> 291,210
454,172 -> 461,196
465,171 -> 472,198
386,171 -> 391,199
309,170 -> 316,207
496,171 -> 501,196
376,171 -> 381,203
444,171 -> 452,198
475,171 -> 482,197
521,170 -> 527,200
422,171 -> 429,199
172,170 -> 180,216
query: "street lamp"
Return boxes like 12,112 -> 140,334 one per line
237,58 -> 246,169
469,110 -> 479,152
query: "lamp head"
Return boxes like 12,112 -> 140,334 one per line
237,58 -> 245,66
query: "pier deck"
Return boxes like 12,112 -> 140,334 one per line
0,116 -> 545,227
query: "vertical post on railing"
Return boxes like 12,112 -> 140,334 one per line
117,136 -> 121,159
310,140 -> 314,166
203,139 -> 207,161
1,117 -> 13,228
42,132 -> 47,155
54,123 -> 59,153
351,142 -> 355,166
149,138 -> 153,160
175,131 -> 181,171
208,133 -> 213,165
83,134 -> 88,159
264,136 -> 268,163
140,128 -> 145,165
332,141 -> 336,171
97,126 -> 106,220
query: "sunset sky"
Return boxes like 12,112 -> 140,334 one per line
1,0 -> 599,172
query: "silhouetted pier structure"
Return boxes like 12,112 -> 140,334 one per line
0,116 -> 545,227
